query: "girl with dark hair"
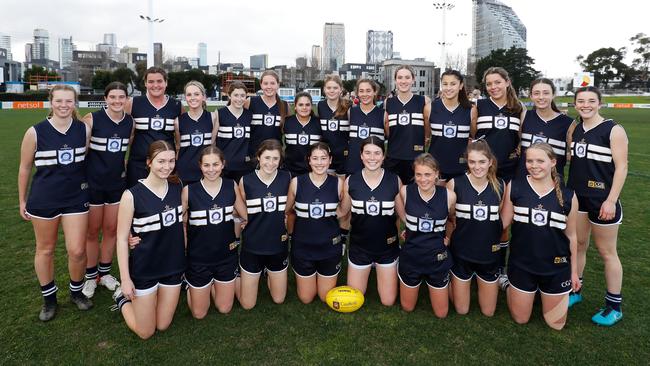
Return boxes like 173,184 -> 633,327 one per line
516,78 -> 574,180
216,81 -> 254,182
318,74 -> 351,175
81,81 -> 134,299
114,140 -> 185,339
245,70 -> 287,156
18,85 -> 93,321
339,136 -> 404,306
346,79 -> 384,175
283,92 -> 322,176
501,142 -> 580,330
285,142 -> 344,303
567,87 -> 628,326
428,70 -> 473,184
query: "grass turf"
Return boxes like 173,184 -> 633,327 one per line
0,107 -> 648,365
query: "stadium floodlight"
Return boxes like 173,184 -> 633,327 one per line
433,2 -> 455,70
138,0 -> 165,68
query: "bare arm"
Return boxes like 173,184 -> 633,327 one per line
18,128 -> 36,220
116,190 -> 135,299
396,184 -> 407,223
445,188 -> 457,246
565,194 -> 581,292
124,97 -> 133,115
600,125 -> 628,220
337,177 -> 352,218
383,110 -> 390,137
211,111 -> 219,147
174,117 -> 181,157
470,104 -> 478,139
243,97 -> 251,110
500,182 -> 514,228
182,186 -> 189,248
423,96 -> 432,145
565,120 -> 577,163
233,180 -> 248,226
285,177 -> 298,215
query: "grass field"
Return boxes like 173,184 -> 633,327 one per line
0,107 -> 649,365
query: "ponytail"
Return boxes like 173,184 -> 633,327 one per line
551,166 -> 564,209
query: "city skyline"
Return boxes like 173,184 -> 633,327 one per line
0,0 -> 646,77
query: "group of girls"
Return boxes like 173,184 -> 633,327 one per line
18,64 -> 627,338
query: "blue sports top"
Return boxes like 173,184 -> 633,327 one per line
428,98 -> 472,177
385,94 -> 426,160
216,107 -> 252,172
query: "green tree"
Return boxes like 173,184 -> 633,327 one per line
312,80 -> 324,89
576,47 -> 630,88
629,33 -> 650,83
112,67 -> 136,88
474,47 -> 540,94
135,61 -> 148,92
91,70 -> 112,90
342,79 -> 357,94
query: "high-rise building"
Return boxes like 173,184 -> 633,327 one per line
154,43 -> 163,67
323,22 -> 345,71
296,57 -> 307,69
366,30 -> 393,64
33,28 -> 50,60
198,42 -> 207,67
469,0 -> 526,64
311,45 -> 322,70
97,33 -> 119,61
104,33 -> 116,46
25,44 -> 33,63
59,37 -> 75,68
250,54 -> 268,70
0,33 -> 13,60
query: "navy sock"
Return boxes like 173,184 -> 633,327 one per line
41,281 -> 58,305
98,262 -> 112,277
114,294 -> 131,311
69,279 -> 84,297
85,266 -> 98,281
498,241 -> 509,270
605,291 -> 622,312
340,228 -> 350,242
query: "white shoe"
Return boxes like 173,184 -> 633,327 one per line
498,274 -> 510,291
82,279 -> 97,298
99,274 -> 120,291
112,286 -> 123,302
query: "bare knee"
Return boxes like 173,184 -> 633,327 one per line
380,297 -> 396,307
298,293 -> 315,304
480,308 -> 495,317
433,308 -> 448,319
271,294 -> 286,304
67,246 -> 86,262
512,314 -> 530,325
135,328 -> 155,340
191,309 -> 208,320
36,247 -> 56,258
454,304 -> 469,315
401,303 -> 415,312
240,299 -> 257,310
216,304 -> 233,314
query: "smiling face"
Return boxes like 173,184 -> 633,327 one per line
308,148 -> 331,175
575,91 -> 601,120
485,73 -> 509,101
440,74 -> 462,102
104,89 -> 127,114
229,87 -> 247,109
467,150 -> 492,180
414,163 -> 438,191
50,90 -> 76,119
361,143 -> 384,171
261,75 -> 279,98
200,153 -> 224,182
324,80 -> 342,101
531,82 -> 554,111
295,95 -> 312,119
395,68 -> 414,93
258,148 -> 281,175
147,150 -> 176,180
357,81 -> 376,106
525,147 -> 555,180
185,85 -> 205,110
145,72 -> 167,98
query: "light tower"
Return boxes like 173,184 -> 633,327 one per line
433,2 -> 455,70
139,0 -> 165,68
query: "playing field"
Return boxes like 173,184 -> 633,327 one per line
0,107 -> 648,365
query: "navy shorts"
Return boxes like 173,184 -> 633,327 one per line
348,245 -> 399,269
384,157 -> 414,184
398,249 -> 452,289
239,249 -> 289,275
291,251 -> 342,277
25,202 -> 89,220
89,187 -> 124,206
132,273 -> 183,296
450,256 -> 500,283
186,254 -> 239,288
507,265 -> 572,295
577,195 -> 623,225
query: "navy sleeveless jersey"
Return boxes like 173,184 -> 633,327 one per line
475,98 -> 522,176
567,119 -> 618,199
293,174 -> 341,260
216,107 -> 252,172
27,119 -> 89,209
509,178 -> 573,275
518,111 -> 573,179
242,170 -> 291,255
346,105 -> 384,174
428,98 -> 472,177
248,96 -> 284,155
130,95 -> 182,162
85,109 -> 132,191
402,183 -> 449,262
385,94 -> 426,160
318,100 -> 349,171
187,179 -> 237,266
450,174 -> 504,264
129,181 -> 185,281
349,169 -> 400,254
177,110 -> 213,183
283,115 -> 322,175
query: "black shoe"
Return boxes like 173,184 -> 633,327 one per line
70,293 -> 94,311
39,302 -> 57,322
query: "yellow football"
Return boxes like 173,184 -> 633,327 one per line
325,286 -> 364,313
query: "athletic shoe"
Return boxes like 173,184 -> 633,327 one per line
99,274 -> 120,291
70,294 -> 94,311
591,306 -> 623,326
112,286 -> 123,302
568,292 -> 583,308
81,279 -> 97,298
39,303 -> 57,322
498,274 -> 510,291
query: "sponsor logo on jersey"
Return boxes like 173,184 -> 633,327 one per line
588,180 -> 606,189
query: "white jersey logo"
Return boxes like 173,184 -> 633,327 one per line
162,210 -> 177,227
208,208 -> 223,225
151,117 -> 164,131
328,119 -> 339,131
418,217 -> 434,232
494,116 -> 508,129
298,133 -> 309,146
264,114 -> 275,126
58,147 -> 74,165
473,205 -> 488,221
233,126 -> 245,138
366,201 -> 380,216
358,126 -> 370,139
310,203 -> 325,219
191,132 -> 204,147
531,208 -> 548,226
107,137 -> 122,153
263,196 -> 277,212
532,134 -> 548,144
444,124 -> 457,138
398,112 -> 410,126
575,142 -> 587,158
